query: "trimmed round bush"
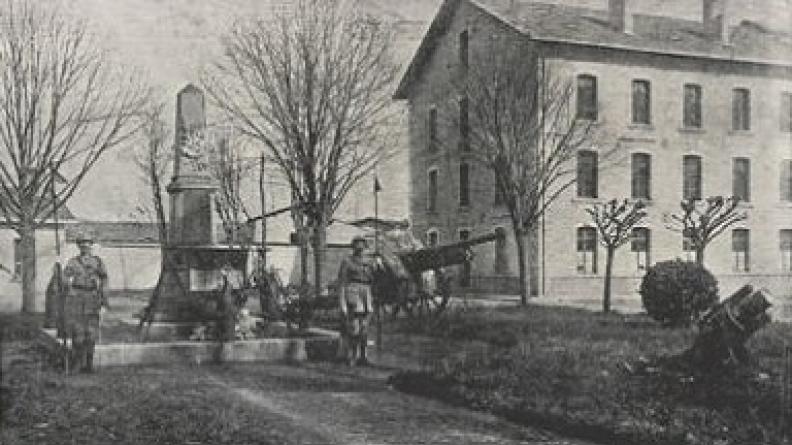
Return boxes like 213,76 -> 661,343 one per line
639,259 -> 719,326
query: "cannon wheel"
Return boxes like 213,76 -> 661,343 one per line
402,268 -> 451,318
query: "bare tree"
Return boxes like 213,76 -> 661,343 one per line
0,1 -> 149,312
132,105 -> 172,332
133,105 -> 172,247
586,199 -> 647,313
663,196 -> 748,266
453,41 -> 606,305
204,0 -> 400,297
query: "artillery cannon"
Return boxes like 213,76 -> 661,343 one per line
373,230 -> 505,317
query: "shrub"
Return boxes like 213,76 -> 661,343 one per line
639,259 -> 718,326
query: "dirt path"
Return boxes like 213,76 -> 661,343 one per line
204,362 -> 594,445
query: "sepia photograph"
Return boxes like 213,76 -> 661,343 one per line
0,0 -> 791,443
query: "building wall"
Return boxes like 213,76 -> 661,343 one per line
406,1 -> 532,292
541,49 -> 792,301
404,2 -> 792,303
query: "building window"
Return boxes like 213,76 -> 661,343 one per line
631,227 -> 650,271
577,227 -> 597,274
632,80 -> 651,125
781,230 -> 792,272
733,157 -> 751,202
781,92 -> 792,132
683,84 -> 702,128
459,30 -> 469,70
427,169 -> 438,212
732,88 -> 751,131
782,160 -> 792,202
459,97 -> 469,152
427,107 -> 438,150
631,153 -> 651,200
781,230 -> 792,273
576,75 -> 598,121
683,155 -> 702,200
459,162 -> 470,207
459,229 -> 471,287
577,150 -> 598,198
13,238 -> 22,280
683,228 -> 696,261
732,229 -> 750,272
427,230 -> 439,248
494,227 -> 509,274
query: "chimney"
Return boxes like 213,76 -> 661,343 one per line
608,0 -> 634,34
703,0 -> 730,45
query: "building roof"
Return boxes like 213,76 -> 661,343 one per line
394,0 -> 792,99
65,221 -> 162,245
0,200 -> 76,225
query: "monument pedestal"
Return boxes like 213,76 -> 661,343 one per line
154,246 -> 252,322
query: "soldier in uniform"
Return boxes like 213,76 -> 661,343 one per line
337,235 -> 378,366
62,233 -> 108,373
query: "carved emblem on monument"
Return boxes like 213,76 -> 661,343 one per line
167,84 -> 219,246
173,84 -> 213,182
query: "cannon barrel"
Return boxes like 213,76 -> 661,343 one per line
397,231 -> 504,274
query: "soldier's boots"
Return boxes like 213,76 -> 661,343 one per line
347,336 -> 359,367
82,340 -> 95,373
69,342 -> 84,373
84,352 -> 94,373
69,340 -> 95,373
357,337 -> 370,366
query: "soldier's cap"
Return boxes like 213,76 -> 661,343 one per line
351,235 -> 368,247
75,232 -> 94,245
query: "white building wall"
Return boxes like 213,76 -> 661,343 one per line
541,54 -> 792,304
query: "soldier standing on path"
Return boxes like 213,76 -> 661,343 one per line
62,233 -> 108,373
337,236 -> 380,367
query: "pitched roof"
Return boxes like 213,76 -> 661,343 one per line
0,199 -> 76,224
394,0 -> 792,99
65,221 -> 162,245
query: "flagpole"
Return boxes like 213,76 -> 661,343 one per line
375,182 -> 379,255
374,175 -> 382,356
50,163 -> 61,332
51,163 -> 60,257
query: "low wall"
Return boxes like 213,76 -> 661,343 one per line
0,242 -> 353,313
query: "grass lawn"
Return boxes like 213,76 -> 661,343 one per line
0,312 -> 332,445
387,304 -> 792,445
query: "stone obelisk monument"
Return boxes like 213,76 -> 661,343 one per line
167,84 -> 219,245
152,85 -> 222,322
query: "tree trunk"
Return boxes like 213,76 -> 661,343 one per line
299,229 -> 309,287
695,246 -> 705,265
312,219 -> 327,298
19,222 -> 37,313
603,246 -> 615,313
514,228 -> 530,306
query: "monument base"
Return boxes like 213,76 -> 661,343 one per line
153,245 -> 255,322
37,323 -> 339,368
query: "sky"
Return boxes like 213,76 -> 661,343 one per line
61,0 -> 435,222
57,0 -> 791,222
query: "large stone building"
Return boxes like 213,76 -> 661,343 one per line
395,0 -> 792,308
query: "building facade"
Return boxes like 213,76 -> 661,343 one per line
395,0 -> 792,308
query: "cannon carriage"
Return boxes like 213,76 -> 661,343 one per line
372,230 -> 504,318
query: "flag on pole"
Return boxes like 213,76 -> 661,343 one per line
374,176 -> 382,193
